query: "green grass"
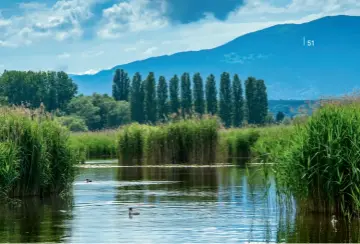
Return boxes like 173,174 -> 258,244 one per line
0,107 -> 76,197
69,130 -> 118,162
117,118 -> 219,165
221,128 -> 260,164
272,102 -> 360,217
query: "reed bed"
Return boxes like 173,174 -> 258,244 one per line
273,102 -> 360,217
69,130 -> 118,162
0,107 -> 76,198
117,118 -> 219,165
220,128 -> 261,164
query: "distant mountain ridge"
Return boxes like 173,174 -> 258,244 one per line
70,15 -> 360,100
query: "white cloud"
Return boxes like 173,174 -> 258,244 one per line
0,0 -> 96,47
124,47 -> 137,52
98,0 -> 169,39
230,0 -> 360,20
82,50 -> 105,58
143,46 -> 158,55
74,69 -> 99,75
57,52 -> 71,59
1,0 -> 360,75
0,40 -> 17,47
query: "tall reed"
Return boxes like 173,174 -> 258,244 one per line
221,128 -> 260,164
117,123 -> 149,165
274,102 -> 360,216
117,118 -> 219,165
0,107 -> 76,197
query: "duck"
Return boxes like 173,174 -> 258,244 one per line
85,179 -> 92,183
129,207 -> 140,215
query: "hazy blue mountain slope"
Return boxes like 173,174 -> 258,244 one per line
71,15 -> 360,99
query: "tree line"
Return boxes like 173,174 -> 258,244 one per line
0,70 -> 77,110
0,69 -> 270,130
112,69 -> 269,127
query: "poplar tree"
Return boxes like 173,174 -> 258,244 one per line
130,72 -> 144,123
157,76 -> 168,122
169,75 -> 180,114
144,72 -> 157,124
256,79 -> 268,124
192,72 -> 205,116
181,72 -> 192,118
245,77 -> 257,124
205,74 -> 218,115
112,69 -> 130,101
232,74 -> 244,127
219,72 -> 232,127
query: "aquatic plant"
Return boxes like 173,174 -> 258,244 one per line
274,102 -> 360,217
251,125 -> 294,163
117,123 -> 149,165
117,118 -> 219,165
221,128 -> 260,164
0,106 -> 76,197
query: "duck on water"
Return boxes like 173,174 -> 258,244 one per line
129,207 -> 140,216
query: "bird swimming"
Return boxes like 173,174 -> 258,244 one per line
129,207 -> 140,215
85,179 -> 92,183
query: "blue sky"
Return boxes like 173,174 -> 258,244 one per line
0,0 -> 359,74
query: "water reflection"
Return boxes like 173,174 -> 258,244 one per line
0,196 -> 72,243
0,162 -> 360,243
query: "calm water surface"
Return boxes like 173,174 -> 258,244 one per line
0,161 -> 359,243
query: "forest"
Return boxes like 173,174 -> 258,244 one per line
0,69 -> 274,131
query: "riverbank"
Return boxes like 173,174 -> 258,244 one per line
68,99 -> 360,217
69,118 -> 292,165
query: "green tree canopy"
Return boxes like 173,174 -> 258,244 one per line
232,74 -> 244,127
56,116 -> 88,132
130,72 -> 144,123
276,111 -> 285,123
219,72 -> 232,127
205,74 -> 218,115
112,69 -> 130,101
0,70 -> 77,110
157,76 -> 168,122
181,72 -> 192,118
193,72 -> 205,116
66,95 -> 101,130
169,75 -> 180,115
144,72 -> 157,124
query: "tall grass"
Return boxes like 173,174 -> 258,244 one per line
117,124 -> 149,165
117,118 -> 219,165
221,128 -> 260,164
251,126 -> 295,164
273,102 -> 360,217
0,107 -> 76,197
69,130 -> 118,162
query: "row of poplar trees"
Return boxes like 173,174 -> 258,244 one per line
112,69 -> 268,127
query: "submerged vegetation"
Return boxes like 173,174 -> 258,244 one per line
0,107 -> 76,198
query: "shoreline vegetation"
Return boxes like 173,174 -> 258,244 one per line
0,106 -> 76,198
1,68 -> 359,217
69,97 -> 360,217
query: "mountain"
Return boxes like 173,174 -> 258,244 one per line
70,15 -> 360,100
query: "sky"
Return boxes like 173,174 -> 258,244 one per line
0,0 -> 359,75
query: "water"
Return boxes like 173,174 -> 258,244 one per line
0,161 -> 359,243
